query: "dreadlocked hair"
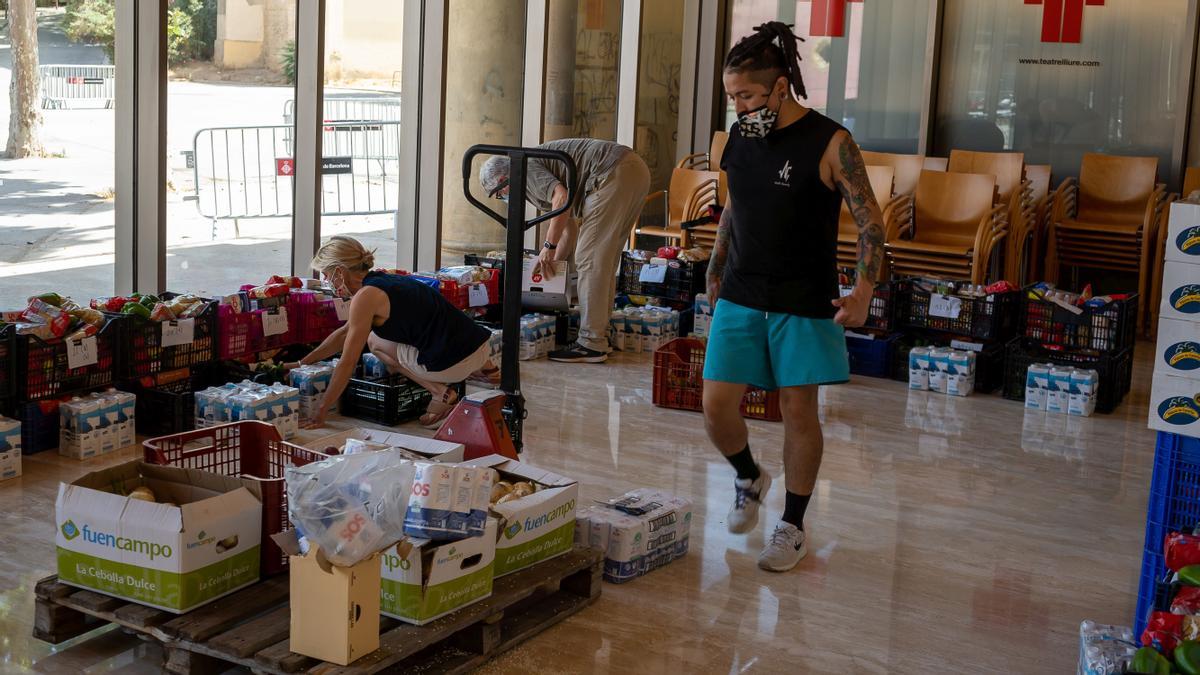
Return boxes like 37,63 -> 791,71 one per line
724,21 -> 807,100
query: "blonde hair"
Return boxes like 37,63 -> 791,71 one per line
310,236 -> 376,276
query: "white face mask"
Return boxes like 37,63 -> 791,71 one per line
737,87 -> 784,139
329,268 -> 352,298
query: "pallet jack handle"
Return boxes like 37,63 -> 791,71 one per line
461,145 -> 578,452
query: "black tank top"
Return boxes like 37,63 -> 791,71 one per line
719,111 -> 846,318
361,272 -> 490,373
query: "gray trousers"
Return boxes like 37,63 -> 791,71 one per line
573,152 -> 651,352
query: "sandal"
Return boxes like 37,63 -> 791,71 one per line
419,387 -> 461,429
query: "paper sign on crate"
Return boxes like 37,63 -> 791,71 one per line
160,319 -> 195,348
262,308 -> 289,336
66,337 -> 98,370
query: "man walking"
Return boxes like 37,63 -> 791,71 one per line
704,22 -> 884,572
479,139 -> 650,363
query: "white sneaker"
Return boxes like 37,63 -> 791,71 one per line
727,467 -> 771,534
758,522 -> 807,572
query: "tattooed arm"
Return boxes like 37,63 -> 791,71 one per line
824,131 -> 885,327
706,196 -> 734,301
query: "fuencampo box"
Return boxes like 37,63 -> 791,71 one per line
1149,373 -> 1200,436
465,455 -> 578,577
55,461 -> 262,613
380,518 -> 498,625
1167,201 -> 1200,264
1160,261 -> 1200,323
1155,317 -> 1200,377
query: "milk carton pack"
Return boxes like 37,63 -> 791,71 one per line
1026,363 -> 1051,410
379,518 -> 498,625
576,488 -> 693,584
405,463 -> 491,541
927,348 -> 951,394
90,392 -> 119,453
610,311 -> 626,351
362,352 -> 389,380
0,416 -> 21,481
908,347 -> 930,391
1047,367 -> 1073,414
1069,369 -> 1100,417
693,293 -> 713,337
56,461 -> 262,613
946,351 -> 976,397
60,397 -> 102,459
115,390 -> 137,448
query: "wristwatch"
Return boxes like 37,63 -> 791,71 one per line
543,241 -> 557,250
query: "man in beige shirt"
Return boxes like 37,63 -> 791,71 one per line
479,138 -> 650,363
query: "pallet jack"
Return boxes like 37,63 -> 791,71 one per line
434,145 -> 578,460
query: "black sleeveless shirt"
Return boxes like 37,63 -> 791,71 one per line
719,111 -> 846,318
361,272 -> 490,372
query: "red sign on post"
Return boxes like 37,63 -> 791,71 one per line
276,158 -> 295,177
1025,0 -> 1105,43
809,0 -> 863,38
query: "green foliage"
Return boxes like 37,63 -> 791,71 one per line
63,0 -> 217,66
280,39 -> 296,85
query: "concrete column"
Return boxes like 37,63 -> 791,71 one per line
544,0 -> 578,141
440,0 -> 527,263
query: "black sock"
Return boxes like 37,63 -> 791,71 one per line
726,445 -> 760,481
782,491 -> 811,530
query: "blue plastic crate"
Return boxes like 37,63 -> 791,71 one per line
846,332 -> 900,379
1136,431 -> 1200,637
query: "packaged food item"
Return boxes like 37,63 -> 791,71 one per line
1167,533 -> 1200,572
1026,363 -> 1050,410
362,352 -> 389,379
1078,620 -> 1137,675
908,346 -> 930,391
927,348 -> 951,394
22,298 -> 71,337
1174,588 -> 1200,615
1046,367 -> 1072,414
1069,369 -> 1099,417
286,451 -> 417,567
1142,611 -> 1200,653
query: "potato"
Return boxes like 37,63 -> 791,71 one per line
496,492 -> 521,505
511,482 -> 534,498
491,481 -> 513,504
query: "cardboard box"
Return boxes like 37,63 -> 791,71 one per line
1149,373 -> 1200,438
1167,201 -> 1200,264
521,257 -> 573,311
464,455 -> 578,577
275,531 -> 380,666
55,461 -> 262,612
306,428 -> 465,462
1155,317 -> 1200,379
1160,260 -> 1200,322
380,518 -> 497,625
0,416 -> 20,455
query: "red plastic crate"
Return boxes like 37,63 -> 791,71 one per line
440,274 -> 501,311
217,304 -> 264,359
15,316 -> 121,402
142,421 -> 330,575
292,293 -> 347,343
652,337 -> 782,421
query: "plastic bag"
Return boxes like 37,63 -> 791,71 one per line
1166,532 -> 1200,571
286,451 -> 417,566
1174,587 -> 1200,615
1078,620 -> 1136,675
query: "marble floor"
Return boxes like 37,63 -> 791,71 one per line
0,346 -> 1159,674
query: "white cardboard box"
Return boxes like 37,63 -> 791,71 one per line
1160,260 -> 1200,322
380,518 -> 497,625
521,257 -> 574,311
0,450 -> 21,481
306,428 -> 465,462
1167,201 -> 1200,264
55,461 -> 262,612
1148,373 -> 1200,438
464,455 -> 578,577
0,416 -> 20,455
1154,317 -> 1200,379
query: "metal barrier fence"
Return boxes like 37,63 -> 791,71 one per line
191,121 -> 400,223
281,96 -> 402,126
39,65 -> 115,109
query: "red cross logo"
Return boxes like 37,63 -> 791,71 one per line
809,0 -> 863,38
1025,0 -> 1105,43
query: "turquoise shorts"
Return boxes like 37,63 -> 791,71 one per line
702,299 -> 849,390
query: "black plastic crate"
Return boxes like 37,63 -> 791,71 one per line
14,315 -> 122,402
0,325 -> 13,416
1001,338 -> 1133,413
888,331 -> 1006,394
619,253 -> 707,302
897,279 -> 1019,342
838,274 -> 898,332
119,366 -> 224,437
1020,286 -> 1137,353
340,371 -> 432,426
17,399 -> 61,454
117,293 -> 218,379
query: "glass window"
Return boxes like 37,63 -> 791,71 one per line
934,0 -> 1189,179
725,0 -> 931,153
441,0 -> 526,267
636,0 -> 685,192
1,2 -> 117,307
166,0 -> 296,296
318,0 -> 402,271
544,0 -> 622,142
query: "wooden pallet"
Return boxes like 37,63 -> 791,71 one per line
35,546 -> 603,674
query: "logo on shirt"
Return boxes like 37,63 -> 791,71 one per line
775,160 -> 792,187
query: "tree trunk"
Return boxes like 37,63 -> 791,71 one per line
7,0 -> 42,158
